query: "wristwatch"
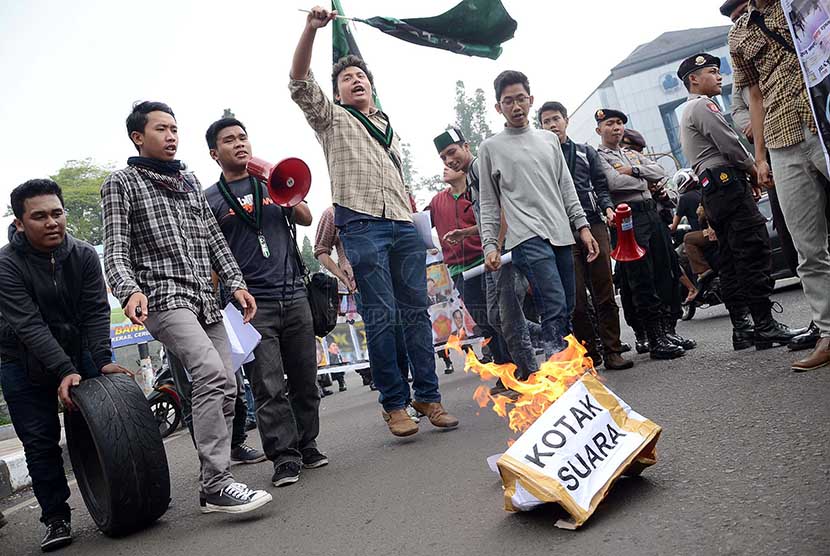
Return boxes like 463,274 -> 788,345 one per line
632,166 -> 641,178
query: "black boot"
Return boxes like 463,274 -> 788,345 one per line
634,327 -> 650,354
750,301 -> 800,350
788,321 -> 820,351
728,306 -> 754,351
646,321 -> 685,360
663,318 -> 697,350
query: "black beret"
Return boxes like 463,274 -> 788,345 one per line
594,108 -> 628,124
677,53 -> 721,81
622,129 -> 647,150
434,128 -> 466,153
720,0 -> 747,17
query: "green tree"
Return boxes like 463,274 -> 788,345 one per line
453,80 -> 492,155
5,159 -> 113,245
223,108 -> 236,118
301,235 -> 320,273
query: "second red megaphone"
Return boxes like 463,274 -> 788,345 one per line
246,156 -> 311,207
610,203 -> 646,262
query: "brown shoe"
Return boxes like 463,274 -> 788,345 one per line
791,337 -> 830,372
410,401 -> 459,429
382,409 -> 419,437
604,352 -> 634,370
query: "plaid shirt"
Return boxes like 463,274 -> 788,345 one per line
101,166 -> 246,325
289,71 -> 413,223
729,0 -> 816,149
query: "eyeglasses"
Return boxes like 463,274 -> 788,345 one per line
500,95 -> 530,107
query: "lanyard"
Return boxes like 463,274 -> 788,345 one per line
217,175 -> 270,258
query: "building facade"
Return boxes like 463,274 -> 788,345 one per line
566,25 -> 737,173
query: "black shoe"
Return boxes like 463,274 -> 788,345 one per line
604,352 -> 634,370
231,443 -> 266,464
728,306 -> 754,350
634,329 -> 650,354
0,510 -> 6,530
444,364 -> 455,375
244,419 -> 257,432
646,323 -> 685,360
272,461 -> 301,487
338,384 -> 347,392
41,519 -> 72,552
788,322 -> 820,351
663,319 -> 697,350
203,482 -> 272,514
321,388 -> 334,397
619,342 -> 632,354
302,449 -> 329,469
751,302 -> 801,350
369,382 -> 378,391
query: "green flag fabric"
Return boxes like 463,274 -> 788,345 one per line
357,0 -> 516,60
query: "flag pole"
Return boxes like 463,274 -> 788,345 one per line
297,8 -> 358,22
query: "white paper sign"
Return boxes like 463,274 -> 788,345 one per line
412,211 -> 436,249
502,378 -> 649,512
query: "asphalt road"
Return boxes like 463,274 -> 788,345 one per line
1,282 -> 828,556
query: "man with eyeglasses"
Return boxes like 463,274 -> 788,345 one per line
479,70 -> 598,357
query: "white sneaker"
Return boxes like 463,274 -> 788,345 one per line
203,482 -> 272,514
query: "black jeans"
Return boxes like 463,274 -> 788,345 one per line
243,297 -> 320,466
1,352 -> 98,524
702,176 -> 773,309
167,354 -> 249,449
617,201 -> 679,325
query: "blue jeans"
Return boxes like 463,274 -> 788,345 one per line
512,238 -> 576,354
340,220 -> 441,411
1,352 -> 98,524
485,263 -> 539,379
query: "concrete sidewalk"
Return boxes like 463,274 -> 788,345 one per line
0,419 -> 68,499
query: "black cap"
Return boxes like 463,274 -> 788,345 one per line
594,108 -> 628,124
622,129 -> 647,150
677,53 -> 721,81
433,128 -> 466,154
720,0 -> 747,17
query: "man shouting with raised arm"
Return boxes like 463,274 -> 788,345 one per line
289,6 -> 458,438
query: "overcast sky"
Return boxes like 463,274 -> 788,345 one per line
0,0 -> 728,245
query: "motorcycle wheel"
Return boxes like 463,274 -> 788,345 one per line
148,391 -> 181,439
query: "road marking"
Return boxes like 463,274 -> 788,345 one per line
4,429 -> 187,517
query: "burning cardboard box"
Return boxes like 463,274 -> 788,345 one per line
453,335 -> 661,529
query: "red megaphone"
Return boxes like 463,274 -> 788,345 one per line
246,156 -> 311,207
610,203 -> 646,262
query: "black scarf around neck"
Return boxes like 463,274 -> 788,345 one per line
128,156 -> 182,176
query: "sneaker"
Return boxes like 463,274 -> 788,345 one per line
203,482 -> 272,514
302,449 -> 329,469
41,519 -> 72,552
231,443 -> 266,464
444,364 -> 455,375
272,461 -> 301,487
405,404 -> 421,423
338,384 -> 347,392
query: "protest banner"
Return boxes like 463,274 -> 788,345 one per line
496,373 -> 661,528
783,0 -> 830,172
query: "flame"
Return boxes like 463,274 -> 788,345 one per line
444,334 -> 462,357
453,334 -> 597,435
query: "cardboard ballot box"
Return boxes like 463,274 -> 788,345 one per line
496,374 -> 661,528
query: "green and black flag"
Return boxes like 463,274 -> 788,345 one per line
357,0 -> 516,60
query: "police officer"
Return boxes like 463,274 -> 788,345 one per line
597,109 -> 692,359
678,53 -> 800,350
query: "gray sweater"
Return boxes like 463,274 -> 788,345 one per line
478,125 -> 588,257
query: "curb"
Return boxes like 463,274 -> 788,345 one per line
0,441 -> 70,500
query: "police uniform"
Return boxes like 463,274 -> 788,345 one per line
596,109 -> 689,359
678,52 -> 799,349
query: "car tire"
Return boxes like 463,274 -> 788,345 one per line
65,374 -> 171,537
